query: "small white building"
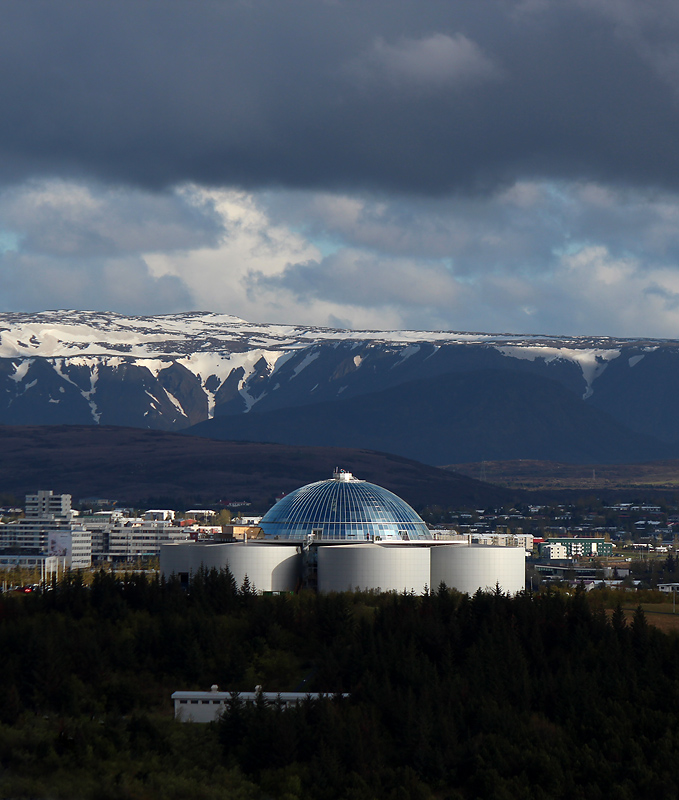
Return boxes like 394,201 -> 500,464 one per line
540,543 -> 568,560
172,686 -> 348,722
144,509 -> 175,521
472,533 -> 534,551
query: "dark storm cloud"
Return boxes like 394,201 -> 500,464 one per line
1,0 -> 678,195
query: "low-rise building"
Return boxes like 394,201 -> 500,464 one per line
545,538 -> 613,557
473,533 -> 534,550
540,542 -> 568,560
172,686 -> 349,722
79,514 -> 190,562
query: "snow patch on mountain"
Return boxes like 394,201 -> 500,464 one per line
1,309 -> 637,362
497,346 -> 622,399
178,349 -> 283,417
51,359 -> 103,422
83,365 -> 101,423
9,360 -> 32,382
0,310 -> 673,433
163,388 -> 187,419
291,350 -> 321,378
144,390 -> 161,411
391,344 -> 420,368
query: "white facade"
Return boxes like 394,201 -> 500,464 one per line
161,542 -> 301,592
430,544 -> 525,595
107,522 -> 188,561
78,515 -> 189,562
144,509 -> 175,521
540,543 -> 568,560
0,491 -> 92,569
25,491 -> 72,518
317,544 -> 431,594
162,540 -> 526,596
473,533 -> 534,550
172,688 -> 348,722
0,553 -> 60,579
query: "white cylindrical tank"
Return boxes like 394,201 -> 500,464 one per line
160,542 -> 301,592
224,544 -> 301,592
317,544 -> 431,594
430,544 -> 525,595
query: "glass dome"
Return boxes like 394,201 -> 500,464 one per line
260,469 -> 433,542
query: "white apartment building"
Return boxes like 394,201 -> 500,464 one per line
78,514 -> 190,562
0,490 -> 92,569
106,520 -> 189,561
540,543 -> 568,560
472,533 -> 535,551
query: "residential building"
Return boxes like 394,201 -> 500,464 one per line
545,538 -> 613,557
0,490 -> 91,569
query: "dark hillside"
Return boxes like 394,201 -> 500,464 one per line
0,424 -> 515,510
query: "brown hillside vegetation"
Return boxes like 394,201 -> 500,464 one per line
0,425 -> 516,510
447,459 -> 679,492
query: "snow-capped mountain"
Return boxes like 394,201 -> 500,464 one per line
1,310 -> 678,463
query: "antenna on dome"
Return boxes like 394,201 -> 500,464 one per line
333,468 -> 354,482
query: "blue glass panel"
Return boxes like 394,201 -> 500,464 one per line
260,476 -> 432,541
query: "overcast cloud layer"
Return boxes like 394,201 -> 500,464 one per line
2,0 -> 679,336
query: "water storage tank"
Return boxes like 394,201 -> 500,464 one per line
223,544 -> 301,592
317,544 -> 431,594
430,544 -> 525,595
161,542 -> 301,592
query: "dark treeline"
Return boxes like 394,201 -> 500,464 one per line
1,573 -> 679,798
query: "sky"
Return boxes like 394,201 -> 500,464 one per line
2,0 -> 679,337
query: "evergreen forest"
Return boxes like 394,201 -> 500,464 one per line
1,571 -> 679,799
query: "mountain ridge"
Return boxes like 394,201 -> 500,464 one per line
1,311 -> 678,464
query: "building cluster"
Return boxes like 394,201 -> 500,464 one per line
0,490 -> 191,576
449,501 -> 679,544
161,470 -> 527,597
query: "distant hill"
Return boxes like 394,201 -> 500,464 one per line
447,459 -> 679,494
0,425 -> 516,511
187,370 -> 673,466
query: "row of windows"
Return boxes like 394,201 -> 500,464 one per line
178,699 -> 223,705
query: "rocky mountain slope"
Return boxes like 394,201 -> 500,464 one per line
187,369 -> 673,465
1,310 -> 678,464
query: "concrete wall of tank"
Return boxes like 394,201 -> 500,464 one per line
160,542 -> 301,592
161,541 -> 525,596
317,544 -> 431,594
430,544 -> 525,595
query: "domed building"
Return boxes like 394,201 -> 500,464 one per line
160,469 -> 525,596
259,469 -> 433,542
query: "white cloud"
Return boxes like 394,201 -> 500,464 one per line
348,32 -> 500,90
0,179 -> 216,313
5,177 -> 679,336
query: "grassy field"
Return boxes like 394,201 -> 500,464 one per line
606,602 -> 679,633
447,459 -> 679,492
